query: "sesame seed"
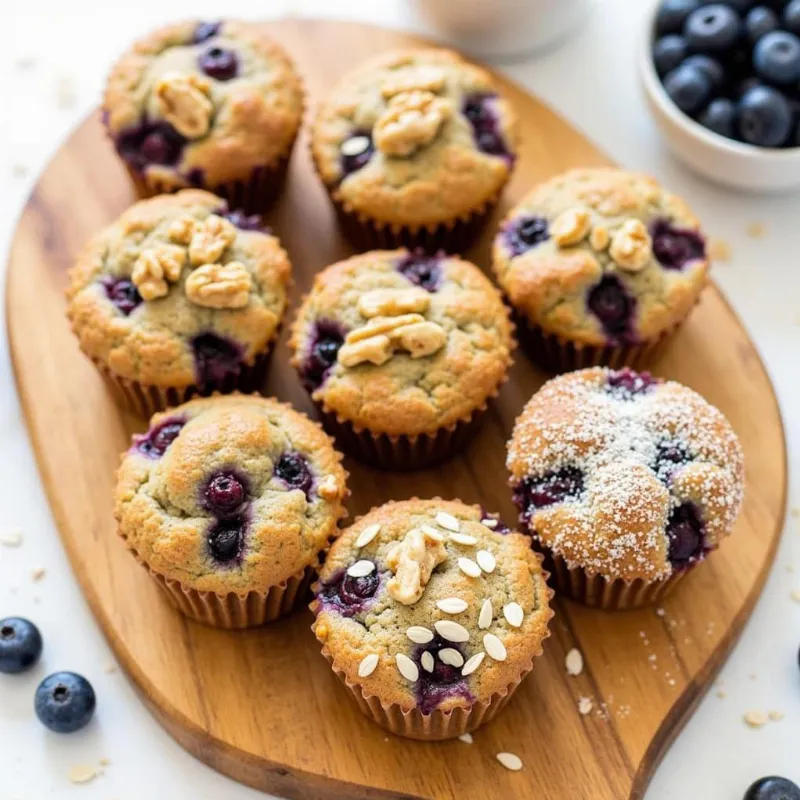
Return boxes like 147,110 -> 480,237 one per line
340,135 -> 371,156
461,652 -> 485,676
481,518 -> 498,528
358,653 -> 379,677
346,560 -> 375,578
450,532 -> 478,546
420,523 -> 446,542
435,511 -> 460,532
355,524 -> 381,548
503,602 -> 524,628
458,733 -> 474,744
395,654 -> 419,682
478,598 -> 493,629
566,648 -> 584,676
483,633 -> 507,661
436,597 -> 468,614
421,651 -> 435,673
496,752 -> 522,771
743,710 -> 768,728
458,557 -> 482,578
434,620 -> 470,643
578,697 -> 593,715
406,626 -> 434,644
476,550 -> 496,573
438,648 -> 464,668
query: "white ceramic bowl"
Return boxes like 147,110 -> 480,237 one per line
639,1 -> 800,193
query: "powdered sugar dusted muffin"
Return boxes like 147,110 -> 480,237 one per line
507,368 -> 744,609
311,499 -> 552,739
492,168 -> 709,372
104,20 -> 304,210
115,395 -> 348,628
289,249 -> 514,469
311,48 -> 518,252
66,190 -> 291,416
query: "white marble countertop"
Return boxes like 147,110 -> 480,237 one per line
2,1 -> 799,798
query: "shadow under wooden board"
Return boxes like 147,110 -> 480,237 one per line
5,18 -> 787,800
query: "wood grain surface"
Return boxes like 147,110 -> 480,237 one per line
5,19 -> 787,800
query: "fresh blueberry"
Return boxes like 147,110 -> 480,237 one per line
116,121 -> 187,172
0,618 -> 43,674
737,85 -> 793,145
101,277 -> 142,315
606,368 -> 658,397
652,218 -> 707,268
786,0 -> 800,35
654,35 -> 690,76
664,64 -> 713,113
396,251 -> 443,292
191,333 -> 243,388
512,467 -> 584,521
682,54 -> 726,88
754,31 -> 800,84
714,0 -> 755,12
34,672 -> 96,733
699,97 -> 737,136
207,517 -> 246,563
745,6 -> 779,43
653,439 -> 691,481
223,210 -> 268,232
192,21 -> 221,44
198,46 -> 238,81
274,452 -> 314,498
743,776 -> 800,800
666,503 -> 705,566
587,275 -> 635,340
684,5 -> 742,54
204,471 -> 247,516
503,215 -> 550,257
414,635 -> 473,714
300,320 -> 346,391
656,0 -> 702,35
462,93 -> 512,159
318,567 -> 381,614
135,418 -> 185,459
340,132 -> 374,176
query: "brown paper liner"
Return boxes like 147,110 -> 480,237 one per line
123,152 -> 292,214
512,310 -> 682,374
540,546 -> 690,610
93,349 -> 272,418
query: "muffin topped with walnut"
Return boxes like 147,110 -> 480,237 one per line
311,499 -> 552,739
66,189 -> 291,416
311,47 -> 519,251
103,19 -> 304,209
289,249 -> 514,469
492,168 -> 709,371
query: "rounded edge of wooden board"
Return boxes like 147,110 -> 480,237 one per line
5,19 -> 789,800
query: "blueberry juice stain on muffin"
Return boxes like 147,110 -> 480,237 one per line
298,320 -> 347,392
395,250 -> 443,292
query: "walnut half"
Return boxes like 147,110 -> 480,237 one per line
131,244 -> 187,301
373,90 -> 452,157
153,72 -> 213,140
185,261 -> 252,309
386,527 -> 448,605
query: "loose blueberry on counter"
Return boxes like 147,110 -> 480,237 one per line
101,277 -> 142,315
737,85 -> 793,146
191,333 -> 243,389
656,0 -> 701,35
135,418 -> 185,458
0,617 -> 43,674
745,6 -> 780,43
274,452 -> 314,498
208,517 -> 246,563
754,30 -> 800,83
666,503 -> 705,567
587,275 -> 634,341
651,219 -> 706,269
786,0 -> 800,36
204,471 -> 247,516
655,35 -> 690,76
340,132 -> 374,176
513,467 -> 585,520
396,250 -> 442,292
743,776 -> 800,800
684,5 -> 742,54
300,320 -> 345,391
198,46 -> 239,81
503,215 -> 550,257
414,636 -> 473,715
699,97 -> 737,136
116,121 -> 187,172
664,63 -> 713,113
34,672 -> 96,733
606,367 -> 657,397
192,21 -> 221,44
462,94 -> 511,159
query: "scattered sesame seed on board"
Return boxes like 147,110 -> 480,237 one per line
743,710 -> 769,728
496,752 -> 523,771
458,733 -> 473,744
565,649 -> 584,676
578,697 -> 593,715
68,764 -> 99,784
769,711 -> 785,721
31,567 -> 46,582
0,530 -> 23,547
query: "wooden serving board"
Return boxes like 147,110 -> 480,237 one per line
6,20 -> 787,800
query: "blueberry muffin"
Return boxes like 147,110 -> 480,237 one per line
311,499 -> 552,739
289,249 -> 514,469
311,48 -> 518,252
507,368 -> 744,609
492,168 -> 709,372
66,190 -> 291,417
104,19 -> 304,210
115,395 -> 348,628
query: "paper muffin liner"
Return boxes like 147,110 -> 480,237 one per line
122,151 -> 292,214
539,546 -> 690,610
92,348 -> 272,418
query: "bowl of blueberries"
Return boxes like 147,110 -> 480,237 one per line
641,0 -> 800,191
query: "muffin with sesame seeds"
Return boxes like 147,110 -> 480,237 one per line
103,19 -> 304,211
66,189 -> 291,417
507,367 -> 744,609
289,248 -> 514,469
310,499 -> 552,740
114,395 -> 348,628
311,47 -> 518,252
492,168 -> 710,372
